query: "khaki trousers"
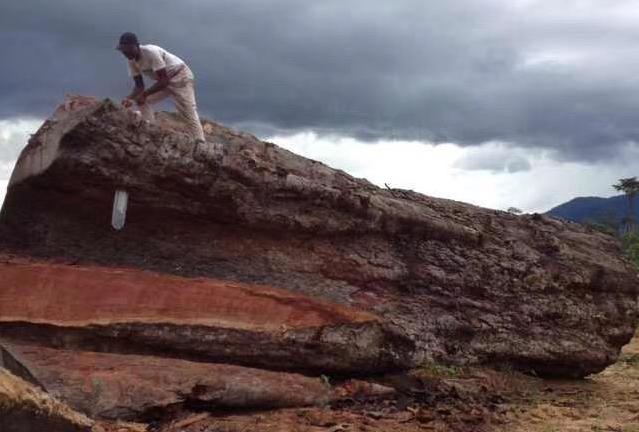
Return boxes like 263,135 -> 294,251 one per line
138,66 -> 205,141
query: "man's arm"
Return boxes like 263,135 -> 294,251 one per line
122,75 -> 144,107
132,69 -> 170,106
139,68 -> 170,100
128,75 -> 145,99
132,48 -> 171,104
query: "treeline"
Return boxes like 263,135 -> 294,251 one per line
590,177 -> 639,269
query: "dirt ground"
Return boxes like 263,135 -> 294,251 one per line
500,330 -> 639,432
152,331 -> 639,432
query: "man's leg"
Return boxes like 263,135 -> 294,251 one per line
137,90 -> 170,123
169,81 -> 205,141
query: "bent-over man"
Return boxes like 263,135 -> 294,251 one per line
117,32 -> 205,142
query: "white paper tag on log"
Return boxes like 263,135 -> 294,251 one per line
111,189 -> 129,230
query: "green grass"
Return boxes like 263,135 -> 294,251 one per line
618,354 -> 639,368
416,361 -> 465,378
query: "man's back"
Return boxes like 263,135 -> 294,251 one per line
128,44 -> 186,81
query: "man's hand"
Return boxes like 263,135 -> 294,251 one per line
121,98 -> 134,108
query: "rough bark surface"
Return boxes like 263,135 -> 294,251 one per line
1,95 -> 638,383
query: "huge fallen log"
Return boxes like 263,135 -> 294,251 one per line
1,95 -> 637,377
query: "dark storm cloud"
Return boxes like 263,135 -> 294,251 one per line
2,0 -> 639,162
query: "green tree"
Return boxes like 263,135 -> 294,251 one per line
585,209 -> 619,236
613,177 -> 639,234
622,232 -> 639,270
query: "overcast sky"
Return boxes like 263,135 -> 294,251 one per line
3,0 -> 639,211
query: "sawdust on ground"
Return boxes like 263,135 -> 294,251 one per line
498,330 -> 639,432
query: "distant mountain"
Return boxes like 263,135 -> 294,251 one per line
546,195 -> 635,226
